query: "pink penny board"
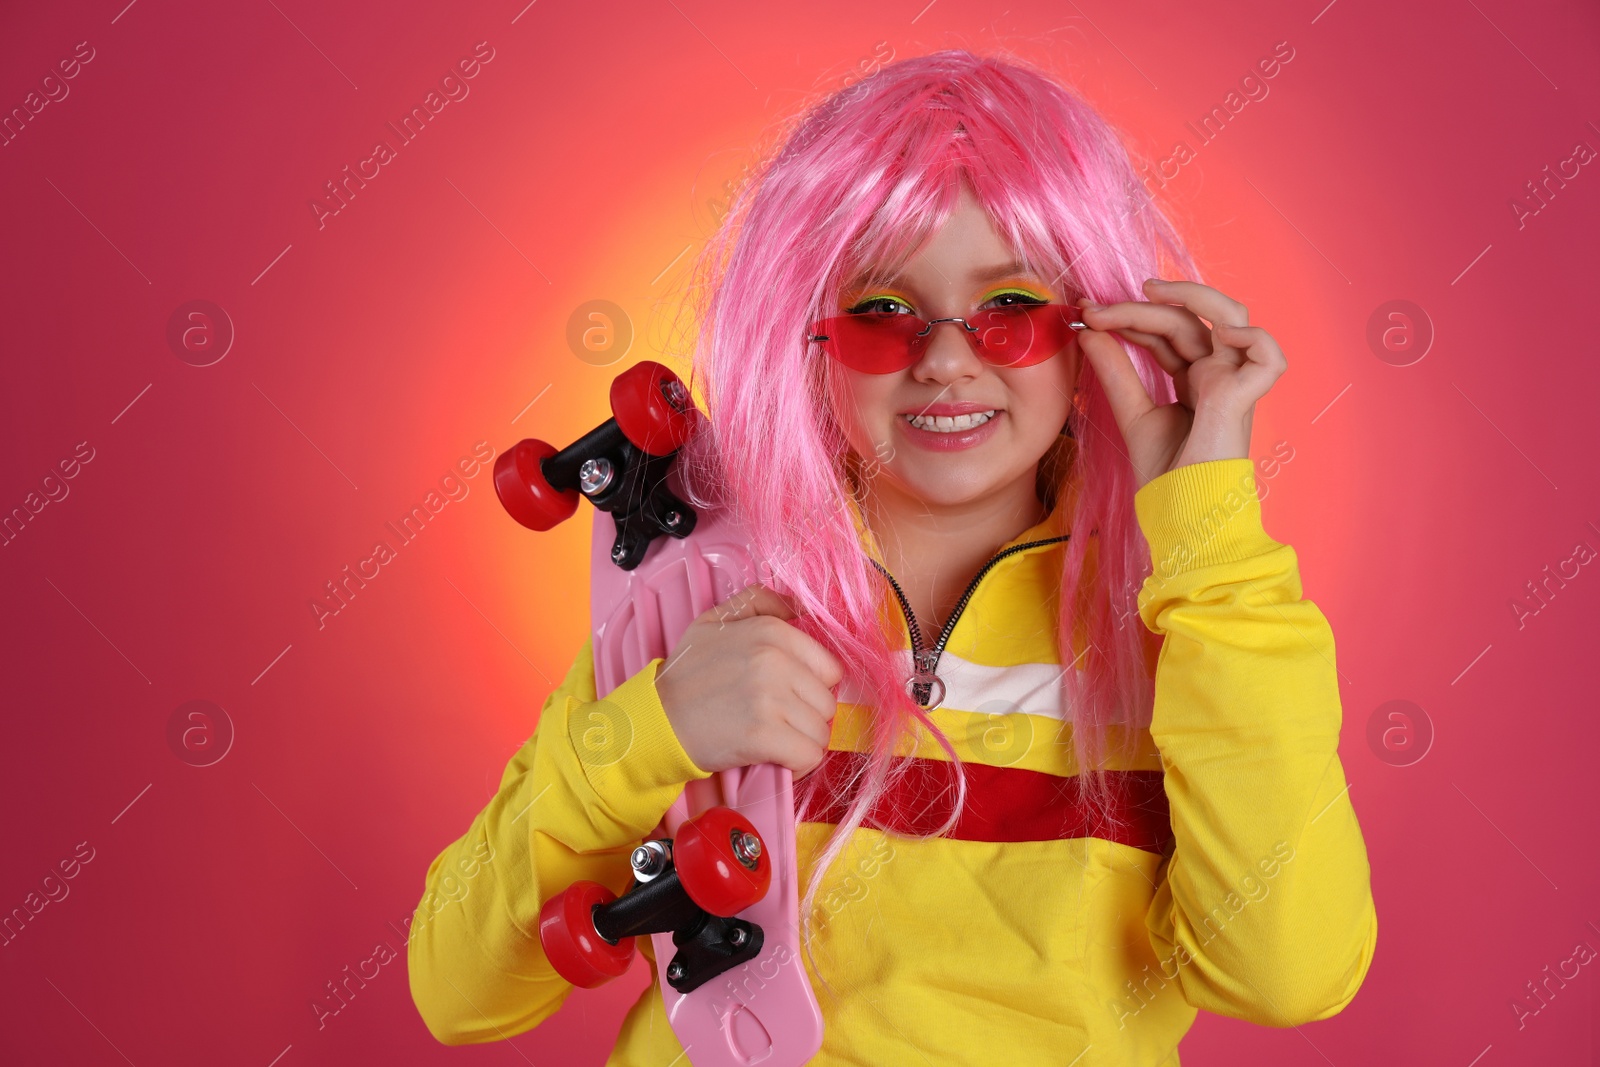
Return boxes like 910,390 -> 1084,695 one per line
589,470 -> 825,1067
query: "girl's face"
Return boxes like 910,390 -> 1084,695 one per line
825,185 -> 1080,513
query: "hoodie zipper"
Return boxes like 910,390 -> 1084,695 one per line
870,535 -> 1071,708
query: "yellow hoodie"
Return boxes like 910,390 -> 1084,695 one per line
406,456 -> 1377,1065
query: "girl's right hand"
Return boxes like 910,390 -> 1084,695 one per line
655,585 -> 843,778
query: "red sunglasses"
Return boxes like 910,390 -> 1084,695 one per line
806,304 -> 1087,375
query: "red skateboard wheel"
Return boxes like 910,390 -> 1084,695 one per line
537,880 -> 635,988
494,439 -> 579,531
674,807 -> 772,917
610,361 -> 697,457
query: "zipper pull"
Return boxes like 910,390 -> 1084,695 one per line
909,649 -> 945,710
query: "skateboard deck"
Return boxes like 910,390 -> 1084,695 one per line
589,468 -> 825,1067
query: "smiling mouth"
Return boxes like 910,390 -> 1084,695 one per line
902,410 -> 997,433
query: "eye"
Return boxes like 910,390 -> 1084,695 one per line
846,294 -> 915,316
979,287 -> 1050,310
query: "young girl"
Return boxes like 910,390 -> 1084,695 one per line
408,50 -> 1377,1065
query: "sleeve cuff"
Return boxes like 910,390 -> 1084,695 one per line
1133,458 -> 1281,576
576,658 -> 712,798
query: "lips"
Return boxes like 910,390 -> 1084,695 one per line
903,410 -> 996,432
901,401 -> 1000,416
895,408 -> 1005,452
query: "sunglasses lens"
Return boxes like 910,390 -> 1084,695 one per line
810,314 -> 926,374
971,305 -> 1080,367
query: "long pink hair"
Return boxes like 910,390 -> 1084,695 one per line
677,49 -> 1201,983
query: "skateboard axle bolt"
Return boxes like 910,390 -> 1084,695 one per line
663,510 -> 682,529
630,840 -> 670,880
729,927 -> 747,947
661,379 -> 688,412
731,830 -> 762,868
578,457 -> 615,495
667,961 -> 685,980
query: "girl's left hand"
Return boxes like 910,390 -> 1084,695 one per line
1074,278 -> 1287,491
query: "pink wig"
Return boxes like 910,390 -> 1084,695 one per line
678,48 -> 1201,980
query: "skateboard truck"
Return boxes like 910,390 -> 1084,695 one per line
494,361 -> 700,571
537,806 -> 771,994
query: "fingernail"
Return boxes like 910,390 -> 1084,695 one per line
1145,277 -> 1165,285
1081,301 -> 1101,311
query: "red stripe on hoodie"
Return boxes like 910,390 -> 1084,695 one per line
800,749 -> 1173,853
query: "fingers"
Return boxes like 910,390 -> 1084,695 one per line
1141,278 -> 1249,328
1092,323 -> 1189,378
790,744 -> 829,781
1212,323 -> 1288,398
1076,329 -> 1158,435
764,621 -> 844,688
803,633 -> 845,688
709,583 -> 797,625
783,705 -> 834,758
716,585 -> 845,687
761,701 -> 830,777
791,672 -> 840,727
1081,298 -> 1213,362
748,667 -> 833,778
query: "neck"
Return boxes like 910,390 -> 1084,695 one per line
854,463 -> 1049,634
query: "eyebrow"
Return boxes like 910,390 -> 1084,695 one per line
846,259 -> 1043,292
970,259 -> 1038,284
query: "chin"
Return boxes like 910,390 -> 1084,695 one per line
891,465 -> 1015,508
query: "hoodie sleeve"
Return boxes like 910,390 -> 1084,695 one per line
1132,458 -> 1377,1027
406,638 -> 712,1045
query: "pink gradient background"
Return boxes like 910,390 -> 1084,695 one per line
2,0 -> 1597,1063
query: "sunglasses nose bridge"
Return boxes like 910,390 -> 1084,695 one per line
912,316 -> 986,356
915,316 -> 981,339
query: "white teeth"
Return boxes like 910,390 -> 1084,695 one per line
904,410 -> 996,432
